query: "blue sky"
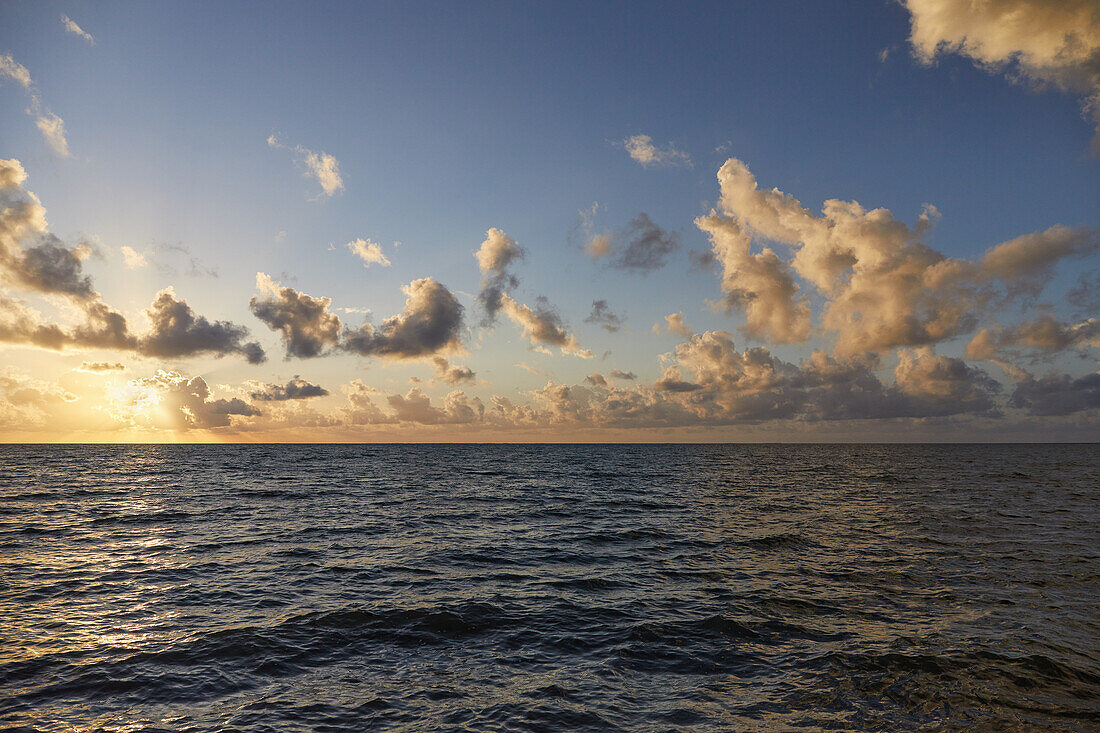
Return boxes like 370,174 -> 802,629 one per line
0,0 -> 1097,440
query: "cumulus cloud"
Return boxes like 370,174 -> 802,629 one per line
61,14 -> 95,45
475,227 -> 524,322
0,55 -> 70,157
0,160 -> 262,363
0,370 -> 78,430
348,238 -> 391,268
342,381 -> 483,425
250,273 -> 342,358
704,157 -> 1098,357
662,312 -> 694,338
120,246 -> 148,269
432,356 -> 476,385
904,0 -> 1100,143
250,377 -> 329,401
343,278 -> 464,359
112,370 -> 260,430
609,369 -> 637,380
137,287 -> 266,364
267,135 -> 344,198
621,134 -> 692,167
978,226 -> 1099,292
967,316 -> 1100,361
1009,371 -> 1100,416
499,294 -> 592,358
696,211 -> 811,343
584,299 -> 623,332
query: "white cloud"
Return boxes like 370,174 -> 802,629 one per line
120,246 -> 148,269
0,53 -> 32,88
61,14 -> 96,45
1,53 -> 71,157
904,0 -> 1100,142
35,113 -> 70,158
347,238 -> 391,267
267,134 -> 345,198
621,134 -> 691,167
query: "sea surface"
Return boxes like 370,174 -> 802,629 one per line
0,444 -> 1097,731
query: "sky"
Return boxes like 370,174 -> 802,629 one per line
0,0 -> 1098,442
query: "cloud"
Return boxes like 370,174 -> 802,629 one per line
34,112 -> 69,157
384,387 -> 485,425
967,316 -> 1100,361
348,238 -> 391,268
585,373 -> 609,387
1009,372 -> 1100,416
342,381 -> 483,425
584,299 -> 623,332
61,14 -> 95,45
576,203 -> 613,258
609,213 -> 680,273
120,246 -> 148,269
76,361 -> 125,373
475,227 -> 525,322
0,53 -> 33,88
979,226 -> 1099,292
705,157 -> 1097,357
343,278 -> 465,359
140,287 -> 266,364
250,273 -> 342,358
250,377 -> 329,401
0,55 -> 70,157
0,161 -> 262,364
621,134 -> 692,167
609,369 -> 637,380
432,356 -> 476,385
696,211 -> 811,344
663,312 -> 694,337
904,0 -> 1100,143
267,135 -> 344,198
499,294 -> 592,358
112,370 -> 260,430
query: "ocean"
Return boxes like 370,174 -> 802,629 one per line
0,444 -> 1096,731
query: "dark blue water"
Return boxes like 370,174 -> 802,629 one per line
0,444 -> 1097,731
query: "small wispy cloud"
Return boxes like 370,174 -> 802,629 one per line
61,14 -> 95,45
1,52 -> 71,157
35,112 -> 69,157
621,134 -> 691,168
347,238 -> 391,267
268,134 -> 345,198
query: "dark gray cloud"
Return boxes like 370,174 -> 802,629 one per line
432,356 -> 475,385
343,278 -> 464,359
609,369 -> 637,380
5,237 -> 96,300
611,213 -> 680,273
585,373 -> 609,387
250,377 -> 329,401
1010,373 -> 1100,416
584,299 -> 623,332
249,274 -> 342,358
141,288 -> 265,364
